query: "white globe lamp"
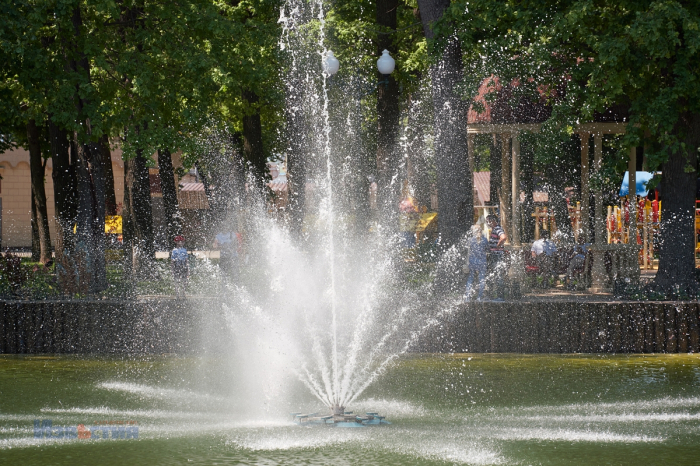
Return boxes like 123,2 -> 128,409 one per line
323,51 -> 340,76
376,49 -> 395,75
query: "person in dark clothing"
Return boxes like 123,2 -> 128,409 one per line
465,224 -> 489,301
486,215 -> 508,301
171,235 -> 188,298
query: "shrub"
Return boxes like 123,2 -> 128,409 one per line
0,253 -> 26,295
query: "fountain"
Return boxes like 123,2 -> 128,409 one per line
200,0 -> 460,423
291,409 -> 391,428
4,2 -> 700,465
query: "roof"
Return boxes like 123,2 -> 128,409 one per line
179,182 -> 205,192
178,182 -> 209,209
467,75 -> 629,126
269,174 -> 287,192
467,75 -> 552,125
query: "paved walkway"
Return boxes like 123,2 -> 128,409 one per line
523,288 -> 625,303
519,268 -> 660,303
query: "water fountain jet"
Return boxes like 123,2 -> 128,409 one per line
217,0 -> 463,426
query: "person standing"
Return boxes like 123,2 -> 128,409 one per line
465,224 -> 489,301
214,230 -> 242,280
486,215 -> 508,301
171,235 -> 188,298
531,229 -> 558,284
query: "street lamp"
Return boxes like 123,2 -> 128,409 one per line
323,51 -> 339,76
376,49 -> 395,75
323,49 -> 395,80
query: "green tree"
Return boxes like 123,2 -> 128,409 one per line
448,0 -> 700,290
417,0 -> 472,251
1,0 -> 287,287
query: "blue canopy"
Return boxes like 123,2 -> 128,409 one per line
619,171 -> 654,197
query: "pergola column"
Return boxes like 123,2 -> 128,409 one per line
467,133 -> 475,174
580,133 -> 590,243
589,133 -> 607,291
593,134 -> 604,242
500,133 -> 512,240
511,133 -> 521,246
467,133 -> 476,221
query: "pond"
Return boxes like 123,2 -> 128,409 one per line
1,353 -> 699,465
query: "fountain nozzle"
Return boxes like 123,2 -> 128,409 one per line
331,405 -> 345,416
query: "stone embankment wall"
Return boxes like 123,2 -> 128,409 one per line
1,300 -> 699,354
0,299 -> 222,354
424,302 -> 700,353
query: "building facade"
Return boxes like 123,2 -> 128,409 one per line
0,146 -> 201,249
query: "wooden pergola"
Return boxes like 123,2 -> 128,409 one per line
466,121 -> 640,289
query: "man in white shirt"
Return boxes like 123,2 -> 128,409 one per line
531,230 -> 557,284
531,229 -> 557,258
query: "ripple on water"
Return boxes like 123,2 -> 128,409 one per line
228,427 -> 363,451
97,381 -> 229,404
351,397 -> 427,417
481,427 -> 663,443
520,396 -> 700,413
227,424 -> 505,465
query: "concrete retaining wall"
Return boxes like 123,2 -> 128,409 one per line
2,300 -> 699,354
424,302 -> 700,353
0,299 -> 215,354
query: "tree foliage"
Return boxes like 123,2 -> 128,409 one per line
447,0 -> 700,166
447,0 -> 700,287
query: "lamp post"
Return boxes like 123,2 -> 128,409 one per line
376,49 -> 396,75
319,48 -> 398,220
323,51 -> 339,76
375,49 -> 398,216
322,49 -> 396,79
377,50 -> 396,88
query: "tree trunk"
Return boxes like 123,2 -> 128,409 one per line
543,151 -> 573,241
157,148 -> 181,248
100,134 -> 118,215
27,119 -> 52,264
286,105 -> 307,238
72,134 -> 106,292
31,190 -> 40,261
48,119 -> 77,260
500,135 -> 511,236
194,160 -> 214,203
407,102 -> 430,209
417,0 -> 472,249
521,140 -> 535,242
376,0 -> 401,219
546,175 -> 573,241
88,137 -> 107,291
242,89 -> 266,183
655,111 -> 700,290
123,145 -> 155,276
67,5 -> 106,292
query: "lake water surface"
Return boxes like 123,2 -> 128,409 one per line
1,353 -> 699,465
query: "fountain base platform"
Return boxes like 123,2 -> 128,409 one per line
292,409 -> 390,428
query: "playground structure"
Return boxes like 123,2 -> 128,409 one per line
606,198 -> 661,270
531,195 -> 662,273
